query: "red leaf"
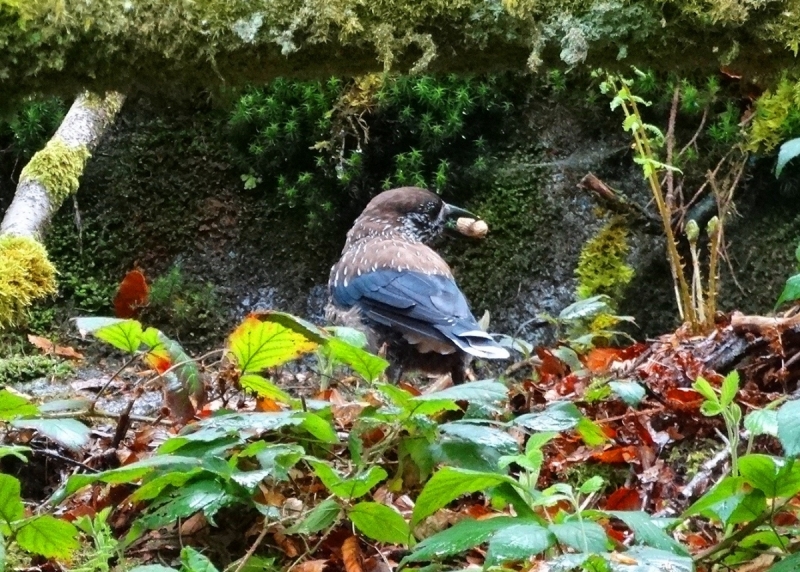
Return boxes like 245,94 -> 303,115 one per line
604,487 -> 641,511
113,269 -> 149,318
592,446 -> 637,464
585,348 -> 624,372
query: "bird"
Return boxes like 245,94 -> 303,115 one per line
325,186 -> 510,385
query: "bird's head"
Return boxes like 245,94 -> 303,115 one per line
350,187 -> 478,244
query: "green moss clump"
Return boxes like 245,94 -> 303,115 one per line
0,354 -> 71,385
19,138 -> 91,203
575,219 -> 634,303
746,76 -> 800,153
0,235 -> 57,328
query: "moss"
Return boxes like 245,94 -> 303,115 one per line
746,76 -> 800,153
575,218 -> 634,304
0,354 -> 71,384
0,235 -> 57,328
19,139 -> 91,203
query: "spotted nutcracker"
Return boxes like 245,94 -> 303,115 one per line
325,187 -> 509,384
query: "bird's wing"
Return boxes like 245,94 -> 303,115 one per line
332,269 -> 509,360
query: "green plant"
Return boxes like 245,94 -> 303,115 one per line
693,371 -> 742,477
775,240 -> 800,309
0,354 -> 72,385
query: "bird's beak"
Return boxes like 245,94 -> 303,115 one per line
443,202 -> 480,237
443,203 -> 477,221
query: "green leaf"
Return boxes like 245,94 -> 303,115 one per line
776,274 -> 800,309
239,374 -> 293,403
606,511 -> 687,555
770,552 -> 800,572
576,417 -> 608,446
700,401 -> 723,417
10,418 -> 91,451
0,389 -> 38,421
411,467 -> 513,525
692,378 -> 718,404
16,515 -> 79,559
514,401 -> 583,432
685,476 -> 744,517
298,412 -> 339,444
720,371 -> 739,408
484,521 -> 555,566
411,380 -> 507,406
349,502 -> 412,545
326,326 -> 368,348
740,454 -> 800,497
93,319 -> 144,353
136,479 -> 238,530
181,546 -> 220,572
228,316 -> 318,373
130,470 -> 200,502
324,338 -> 388,382
579,475 -> 605,495
57,455 -> 203,500
775,137 -> 800,178
777,399 -> 800,456
128,566 -> 177,572
254,444 -> 305,481
287,498 -> 341,535
620,546 -> 693,572
549,521 -> 608,553
745,409 -> 778,437
436,422 -> 519,471
0,474 -> 24,523
608,381 -> 645,407
0,445 -> 31,462
310,462 -> 387,499
402,517 -> 516,564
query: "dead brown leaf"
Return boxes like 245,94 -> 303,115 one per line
294,560 -> 329,572
342,536 -> 363,572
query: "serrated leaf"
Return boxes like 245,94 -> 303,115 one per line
777,399 -> 800,456
0,474 -> 24,522
549,521 -> 608,553
484,521 -> 554,566
0,389 -> 38,421
228,316 -> 318,373
720,371 -> 739,408
775,137 -> 800,178
349,502 -> 412,545
514,401 -> 583,432
181,546 -> 220,572
700,401 -> 723,417
776,274 -> 800,309
606,511 -> 687,555
412,379 -> 507,405
240,374 -> 293,403
93,319 -> 144,353
310,462 -> 387,499
56,455 -> 203,500
745,409 -> 778,437
137,479 -> 238,530
324,338 -> 388,382
254,444 -> 305,481
16,515 -> 79,559
740,454 -> 800,497
402,517 -> 516,563
10,418 -> 90,451
692,378 -> 718,403
287,498 -> 341,535
558,295 -> 612,321
436,422 -> 519,472
609,381 -> 645,407
411,467 -> 513,525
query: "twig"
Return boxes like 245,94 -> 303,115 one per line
232,519 -> 271,572
678,107 -> 709,159
731,311 -> 800,333
504,355 -> 544,377
29,447 -> 100,473
90,353 -> 140,410
665,86 -> 680,211
43,408 -> 173,425
577,173 -> 660,227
